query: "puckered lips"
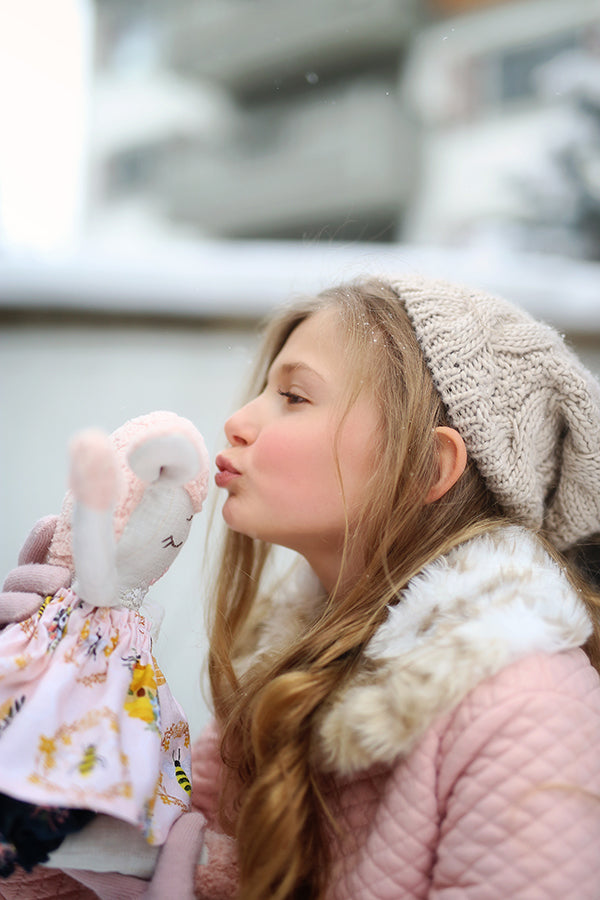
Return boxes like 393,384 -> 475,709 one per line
215,454 -> 241,488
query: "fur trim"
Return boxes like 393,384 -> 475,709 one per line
314,527 -> 592,774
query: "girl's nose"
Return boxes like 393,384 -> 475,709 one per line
224,398 -> 260,446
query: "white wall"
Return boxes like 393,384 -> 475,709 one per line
0,318 -> 258,739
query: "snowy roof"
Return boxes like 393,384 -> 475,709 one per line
0,239 -> 599,332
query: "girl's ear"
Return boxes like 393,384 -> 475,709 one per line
425,426 -> 467,503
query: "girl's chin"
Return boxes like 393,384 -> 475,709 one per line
221,505 -> 258,540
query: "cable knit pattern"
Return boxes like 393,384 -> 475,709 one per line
393,275 -> 600,549
189,527 -> 600,898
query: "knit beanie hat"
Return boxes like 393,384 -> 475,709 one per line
391,275 -> 600,550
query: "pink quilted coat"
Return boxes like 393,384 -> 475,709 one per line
4,527 -> 600,898
192,527 -> 600,899
193,650 -> 600,899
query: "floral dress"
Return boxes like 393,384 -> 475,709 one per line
0,589 -> 191,875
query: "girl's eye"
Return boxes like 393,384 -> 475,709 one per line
277,389 -> 307,406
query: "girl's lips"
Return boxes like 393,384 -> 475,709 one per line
215,454 -> 241,489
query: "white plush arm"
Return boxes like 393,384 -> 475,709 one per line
71,503 -> 119,607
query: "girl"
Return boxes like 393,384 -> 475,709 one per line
3,274 -> 600,899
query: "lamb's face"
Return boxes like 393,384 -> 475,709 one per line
114,484 -> 194,593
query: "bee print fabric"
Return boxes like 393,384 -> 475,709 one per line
0,589 -> 191,848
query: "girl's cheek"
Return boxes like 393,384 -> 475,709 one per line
255,429 -> 305,469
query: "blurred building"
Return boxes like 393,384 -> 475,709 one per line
403,0 -> 600,258
89,0 -> 423,244
83,0 -> 600,256
88,0 -> 600,253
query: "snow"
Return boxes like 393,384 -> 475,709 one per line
0,239 -> 599,331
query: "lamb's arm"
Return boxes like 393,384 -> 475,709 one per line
71,503 -> 120,607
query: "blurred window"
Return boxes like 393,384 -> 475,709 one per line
498,32 -> 578,102
106,146 -> 159,196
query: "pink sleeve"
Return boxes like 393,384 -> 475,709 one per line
191,720 -> 240,899
431,655 -> 600,898
191,719 -> 223,824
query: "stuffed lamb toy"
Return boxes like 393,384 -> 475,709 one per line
0,411 -> 209,876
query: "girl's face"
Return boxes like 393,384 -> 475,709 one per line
216,309 -> 380,591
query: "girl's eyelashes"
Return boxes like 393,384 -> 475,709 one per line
277,388 -> 308,406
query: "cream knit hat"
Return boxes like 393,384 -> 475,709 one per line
392,275 -> 600,550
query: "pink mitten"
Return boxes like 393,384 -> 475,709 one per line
0,516 -> 71,624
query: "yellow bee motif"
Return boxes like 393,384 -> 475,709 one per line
37,596 -> 53,617
172,749 -> 191,794
0,696 -> 25,736
78,744 -> 106,777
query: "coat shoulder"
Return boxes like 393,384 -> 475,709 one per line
456,647 -> 600,720
436,648 -> 600,801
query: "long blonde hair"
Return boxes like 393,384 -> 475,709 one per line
208,278 -> 600,899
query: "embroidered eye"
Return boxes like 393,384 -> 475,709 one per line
162,535 -> 183,549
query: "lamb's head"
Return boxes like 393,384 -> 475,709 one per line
47,411 -> 210,606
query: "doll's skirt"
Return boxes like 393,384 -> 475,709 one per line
0,589 -> 192,846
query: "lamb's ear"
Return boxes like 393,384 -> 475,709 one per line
128,434 -> 200,487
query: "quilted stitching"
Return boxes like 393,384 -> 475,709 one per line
331,743 -> 439,899
433,654 -> 600,898
188,650 -> 600,899
329,649 -> 600,899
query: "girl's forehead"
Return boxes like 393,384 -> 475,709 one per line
273,309 -> 378,409
275,309 -> 349,371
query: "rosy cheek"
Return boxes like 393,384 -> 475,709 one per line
255,427 -> 335,483
256,432 -> 303,471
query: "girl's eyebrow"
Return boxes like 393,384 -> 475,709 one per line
272,361 -> 326,382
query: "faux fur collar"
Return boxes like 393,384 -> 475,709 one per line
243,528 -> 592,777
